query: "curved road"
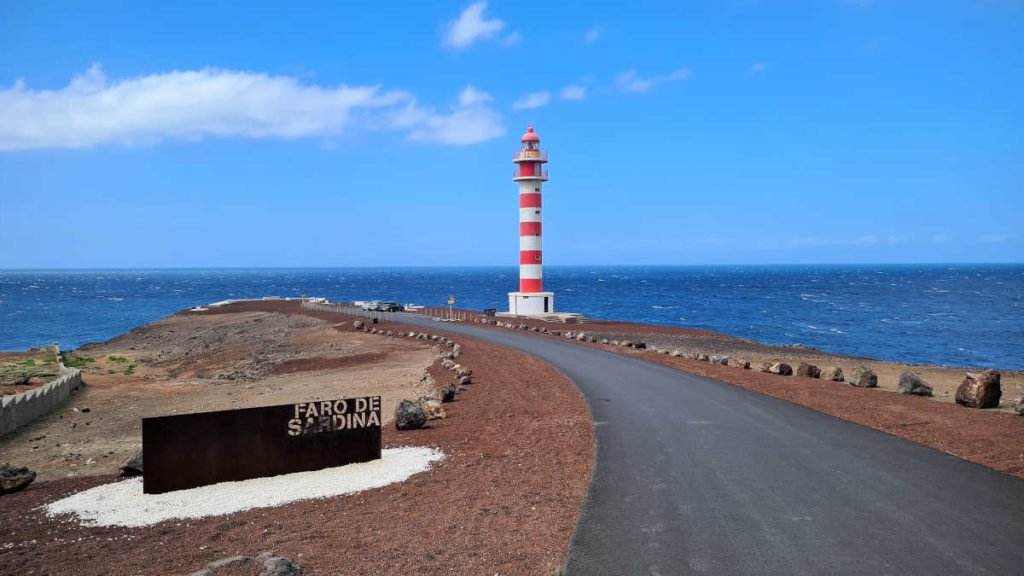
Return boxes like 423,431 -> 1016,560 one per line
396,314 -> 1024,575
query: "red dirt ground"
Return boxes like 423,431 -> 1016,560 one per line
0,302 -> 595,576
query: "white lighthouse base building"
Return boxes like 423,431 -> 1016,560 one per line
507,291 -> 554,316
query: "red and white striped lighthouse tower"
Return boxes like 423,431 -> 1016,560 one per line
508,125 -> 554,315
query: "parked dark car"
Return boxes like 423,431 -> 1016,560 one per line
379,302 -> 404,312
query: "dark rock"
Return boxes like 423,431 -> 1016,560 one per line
955,370 -> 1001,409
189,555 -> 251,576
370,317 -> 379,324
120,450 -> 144,477
394,400 -> 426,430
190,553 -> 302,576
14,375 -> 31,385
633,342 -> 647,350
439,384 -> 456,403
897,372 -> 933,396
0,464 -> 36,495
796,363 -> 821,379
769,363 -> 793,376
849,367 -> 878,388
257,552 -> 303,576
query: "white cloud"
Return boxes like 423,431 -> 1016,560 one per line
512,91 -> 551,111
502,30 -> 522,47
854,235 -> 880,245
747,62 -> 767,74
616,69 -> 692,93
443,2 -> 506,49
585,27 -> 601,44
0,65 -> 505,150
560,85 -> 587,101
458,85 -> 492,107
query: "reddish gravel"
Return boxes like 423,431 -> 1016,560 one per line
0,301 -> 594,576
269,352 -> 389,375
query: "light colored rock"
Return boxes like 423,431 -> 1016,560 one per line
821,366 -> 844,382
848,366 -> 878,388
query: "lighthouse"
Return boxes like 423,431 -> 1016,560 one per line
508,125 -> 554,316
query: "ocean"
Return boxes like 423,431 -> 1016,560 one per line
1,265 -> 1022,369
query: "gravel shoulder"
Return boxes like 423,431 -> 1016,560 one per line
462,313 -> 1024,480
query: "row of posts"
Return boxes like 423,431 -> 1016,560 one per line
300,299 -> 482,323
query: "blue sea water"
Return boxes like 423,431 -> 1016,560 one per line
0,265 -> 1022,369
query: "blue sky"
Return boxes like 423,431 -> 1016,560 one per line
0,0 -> 1021,268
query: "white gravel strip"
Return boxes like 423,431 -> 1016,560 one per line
44,447 -> 444,528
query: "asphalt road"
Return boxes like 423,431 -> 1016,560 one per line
395,314 -> 1024,575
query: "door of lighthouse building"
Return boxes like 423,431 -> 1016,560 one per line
544,297 -> 549,313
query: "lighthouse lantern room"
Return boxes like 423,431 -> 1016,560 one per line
508,125 -> 554,316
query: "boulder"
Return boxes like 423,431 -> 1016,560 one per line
602,339 -> 610,345
610,340 -> 619,346
456,367 -> 473,378
1013,395 -> 1024,416
730,359 -> 750,369
0,464 -> 36,495
14,375 -> 31,385
955,370 -> 1001,409
796,363 -> 821,379
897,372 -> 933,396
821,366 -> 844,382
711,355 -> 729,366
576,332 -> 587,341
769,363 -> 793,376
848,367 -> 878,388
633,342 -> 647,350
671,350 -> 684,357
698,354 -> 710,362
438,384 -> 456,403
190,553 -> 302,576
458,375 -> 472,386
394,400 -> 426,430
120,450 -> 144,477
370,317 -> 379,324
759,362 -> 773,373
257,553 -> 303,576
352,320 -> 364,330
619,340 -> 633,348
419,398 -> 447,420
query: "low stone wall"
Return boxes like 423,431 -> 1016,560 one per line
0,346 -> 82,437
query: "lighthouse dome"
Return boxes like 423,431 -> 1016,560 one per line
521,125 -> 540,142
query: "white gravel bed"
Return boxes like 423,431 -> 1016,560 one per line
44,446 -> 444,528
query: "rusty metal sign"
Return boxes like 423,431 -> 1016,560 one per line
142,396 -> 381,494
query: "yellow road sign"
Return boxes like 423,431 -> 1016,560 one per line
448,296 -> 455,305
